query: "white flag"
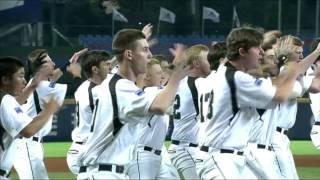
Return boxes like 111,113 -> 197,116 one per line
202,6 -> 220,23
232,6 -> 240,28
112,9 -> 128,23
159,7 -> 176,24
0,0 -> 24,11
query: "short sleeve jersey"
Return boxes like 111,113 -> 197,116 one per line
202,62 -> 276,150
22,80 -> 67,137
171,76 -> 201,144
80,74 -> 158,166
71,80 -> 97,143
0,93 -> 32,171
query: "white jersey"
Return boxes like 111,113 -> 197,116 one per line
307,67 -> 320,122
197,71 -> 216,123
137,86 -> 169,150
79,74 -> 157,166
202,63 -> 276,150
71,80 -> 97,143
0,94 -> 32,171
196,70 -> 217,141
277,74 -> 312,129
22,80 -> 67,137
171,76 -> 200,144
248,78 -> 280,145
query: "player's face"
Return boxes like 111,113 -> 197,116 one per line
98,60 -> 111,80
131,39 -> 152,75
7,67 -> 27,96
295,46 -> 304,61
41,55 -> 55,75
244,46 -> 264,70
263,49 -> 278,76
147,64 -> 163,87
198,50 -> 211,77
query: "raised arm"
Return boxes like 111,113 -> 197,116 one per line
149,44 -> 188,113
20,96 -> 60,137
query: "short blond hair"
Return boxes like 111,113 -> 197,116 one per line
186,44 -> 209,65
147,58 -> 161,67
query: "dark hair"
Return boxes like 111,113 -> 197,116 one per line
80,50 -> 111,78
0,56 -> 24,87
262,30 -> 281,51
310,38 -> 320,62
27,49 -> 48,75
208,42 -> 227,70
112,29 -> 146,63
226,27 -> 263,61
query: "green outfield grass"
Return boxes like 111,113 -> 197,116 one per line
45,140 -> 320,157
11,172 -> 75,180
40,141 -> 320,179
290,141 -> 320,155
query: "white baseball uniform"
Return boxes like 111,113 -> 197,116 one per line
126,86 -> 179,179
194,70 -> 217,176
272,69 -> 312,179
13,80 -> 67,180
200,62 -> 276,179
244,76 -> 282,179
77,74 -> 158,179
0,92 -> 33,179
168,76 -> 201,180
307,67 -> 320,148
67,80 -> 97,175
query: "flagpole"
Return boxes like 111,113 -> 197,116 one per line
201,17 -> 205,37
112,18 -> 115,37
157,19 -> 161,36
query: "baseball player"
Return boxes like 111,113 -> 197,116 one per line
77,29 -> 188,179
195,42 -> 227,176
243,39 -> 284,179
198,27 -> 303,179
13,49 -> 69,180
308,38 -> 320,149
126,58 -> 179,179
168,44 -> 211,179
0,57 -> 59,179
272,35 -> 320,179
66,50 -> 112,175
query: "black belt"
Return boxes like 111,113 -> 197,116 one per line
257,144 -> 272,151
220,149 -> 244,156
200,146 -> 244,156
143,146 -> 161,155
79,164 -> 124,174
315,122 -> 320,126
276,127 -> 288,135
19,136 -> 42,142
171,140 -> 198,147
75,141 -> 83,145
200,146 -> 209,152
0,169 -> 10,178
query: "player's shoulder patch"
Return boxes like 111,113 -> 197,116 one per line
254,78 -> 263,86
14,107 -> 23,114
135,89 -> 145,96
